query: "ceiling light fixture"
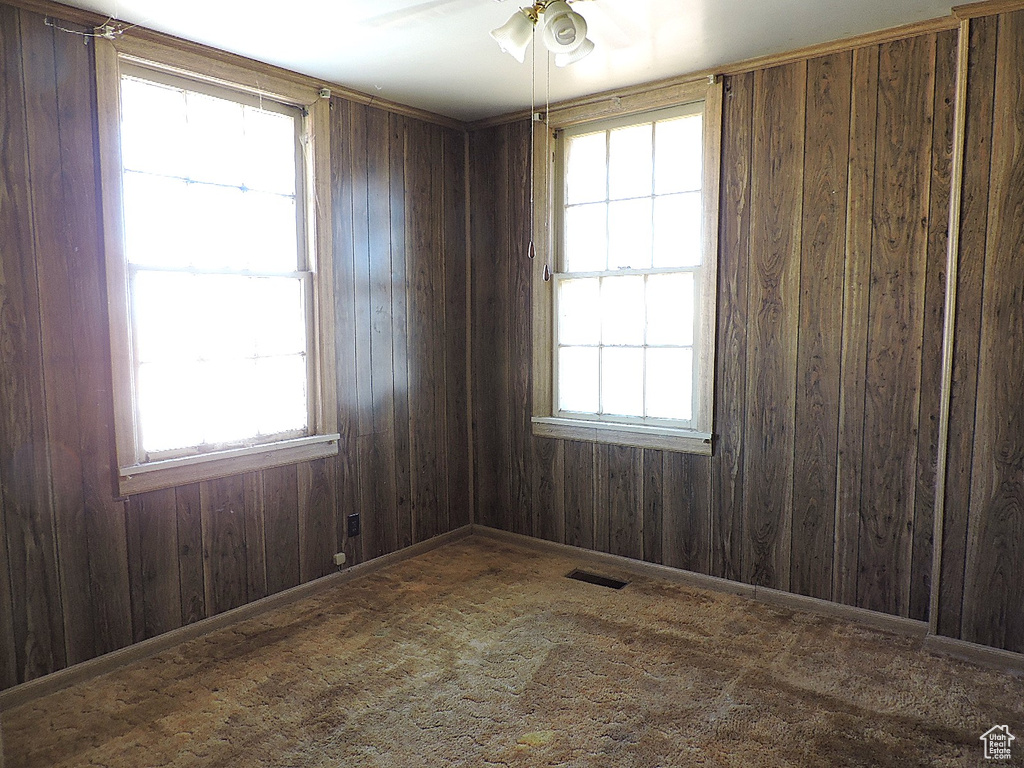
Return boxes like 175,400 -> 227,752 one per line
490,0 -> 594,67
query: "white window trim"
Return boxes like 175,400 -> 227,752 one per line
96,36 -> 338,496
531,78 -> 723,455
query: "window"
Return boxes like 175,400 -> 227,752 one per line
532,82 -> 721,454
97,38 -> 337,494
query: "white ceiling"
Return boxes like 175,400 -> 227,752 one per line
60,0 -> 954,121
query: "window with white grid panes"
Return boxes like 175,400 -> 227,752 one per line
119,66 -> 312,459
555,103 -> 706,429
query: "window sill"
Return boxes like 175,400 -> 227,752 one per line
531,417 -> 712,455
118,433 -> 341,496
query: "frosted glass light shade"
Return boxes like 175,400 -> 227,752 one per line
555,36 -> 594,67
490,10 -> 535,63
541,1 -> 588,54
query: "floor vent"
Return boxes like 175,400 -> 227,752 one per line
566,569 -> 629,590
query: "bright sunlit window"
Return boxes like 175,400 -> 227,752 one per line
120,68 -> 311,456
552,102 -> 715,442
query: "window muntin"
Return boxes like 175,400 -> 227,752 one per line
119,66 -> 313,461
554,104 -> 707,431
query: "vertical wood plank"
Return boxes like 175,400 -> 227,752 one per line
175,483 -> 205,626
298,457 -> 336,582
200,475 -> 247,616
594,444 -> 610,553
607,446 -> 642,560
532,437 -> 564,544
642,450 -> 664,564
563,441 -> 594,550
938,15 -> 996,639
790,51 -> 851,601
663,453 -> 713,574
961,9 -> 1024,653
0,4 -> 66,682
263,463 -> 300,595
856,34 -> 935,617
443,127 -> 471,532
243,472 -> 267,603
742,61 -> 806,590
911,28 -> 957,623
712,72 -> 752,583
124,488 -> 179,642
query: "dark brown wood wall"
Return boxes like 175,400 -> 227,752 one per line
0,4 -> 469,691
939,9 -> 1024,654
470,31 -> 958,623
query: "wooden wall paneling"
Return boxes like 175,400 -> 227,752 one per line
365,105 -> 399,559
51,18 -> 131,659
0,3 -> 66,682
911,28 -> 958,622
443,127 -> 471,531
262,463 -> 301,595
389,113 -> 414,550
406,121 -> 449,543
20,10 -> 96,667
0,465 -> 15,689
298,457 -> 337,582
243,472 -> 267,603
662,453 -> 713,574
594,445 -> 610,553
508,121 -> 534,538
856,34 -> 935,617
790,51 -> 851,602
124,489 -> 179,642
200,475 -> 248,616
961,8 -> 1024,653
532,437 -> 564,544
563,440 -> 595,550
469,127 -> 505,529
741,61 -> 806,590
711,72 -> 753,583
174,483 -> 206,625
937,14 -> 996,639
606,445 -> 642,560
642,450 -> 664,564
335,442 -> 360,568
833,45 -> 879,607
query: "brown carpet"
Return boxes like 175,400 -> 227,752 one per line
3,535 -> 1022,767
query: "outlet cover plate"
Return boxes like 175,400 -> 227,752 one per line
347,513 -> 360,537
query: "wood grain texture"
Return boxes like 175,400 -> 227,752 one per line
243,472 -> 268,602
175,483 -> 206,626
532,437 -> 564,544
125,489 -> 179,642
606,445 -> 643,560
961,8 -> 1024,653
856,34 -> 935,617
742,61 -> 806,591
263,463 -> 300,595
711,72 -> 753,583
663,453 -> 713,574
790,52 -> 851,601
938,15 -> 996,640
298,458 -> 336,583
200,475 -> 248,616
563,440 -> 595,550
642,450 -> 664,564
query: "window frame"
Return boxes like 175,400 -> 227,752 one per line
96,36 -> 338,496
531,78 -> 722,455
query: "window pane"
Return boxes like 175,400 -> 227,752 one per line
608,123 -> 652,200
253,277 -> 307,357
243,107 -> 297,195
558,278 -> 601,345
565,131 -> 606,205
195,275 -> 258,361
138,361 -> 204,453
186,92 -> 245,186
608,198 -> 652,270
653,192 -> 702,268
558,346 -> 599,413
123,172 -> 190,268
646,273 -> 695,346
646,347 -> 693,420
564,203 -> 607,272
201,359 -> 258,444
654,115 -> 702,194
601,276 -> 645,346
134,271 -> 202,363
182,184 -> 249,270
254,355 -> 308,435
244,192 -> 300,272
602,347 -> 643,416
120,77 -> 186,177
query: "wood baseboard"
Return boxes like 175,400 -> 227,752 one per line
470,525 -> 1024,675
0,526 -> 472,711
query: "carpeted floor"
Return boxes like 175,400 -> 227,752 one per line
3,535 -> 1022,767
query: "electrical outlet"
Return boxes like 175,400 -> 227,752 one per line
333,552 -> 346,566
347,513 -> 360,538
